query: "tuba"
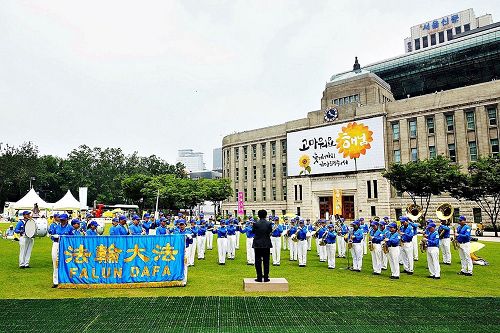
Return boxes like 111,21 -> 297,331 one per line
406,204 -> 423,221
436,203 -> 453,222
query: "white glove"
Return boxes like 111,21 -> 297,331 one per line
53,234 -> 60,239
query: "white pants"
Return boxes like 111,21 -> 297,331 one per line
401,242 -> 414,272
388,247 -> 400,277
206,231 -> 213,249
337,237 -> 346,257
19,236 -> 34,267
217,238 -> 227,264
271,236 -> 281,265
289,239 -> 298,260
227,235 -> 236,259
427,247 -> 440,277
319,245 -> 327,262
362,235 -> 368,255
297,240 -> 307,266
458,242 -> 473,274
246,238 -> 255,264
188,238 -> 197,266
52,241 -> 59,284
326,243 -> 336,268
412,235 -> 419,260
197,236 -> 206,259
371,243 -> 382,273
382,250 -> 388,269
307,236 -> 312,250
282,235 -> 287,250
315,238 -> 320,255
351,243 -> 363,270
440,238 -> 451,264
235,231 -> 240,249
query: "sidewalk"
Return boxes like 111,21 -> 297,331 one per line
476,231 -> 500,242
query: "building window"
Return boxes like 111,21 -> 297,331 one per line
261,143 -> 266,157
414,38 -> 420,50
299,185 -> 303,201
281,140 -> 287,154
252,145 -> 256,159
272,187 -> 276,201
271,209 -> 275,216
465,111 -> 475,130
282,209 -> 286,216
235,189 -> 238,201
464,23 -> 470,32
394,150 -> 401,163
411,148 -> 418,161
282,162 -> 287,176
371,206 -> 376,216
294,185 -> 298,201
244,189 -> 247,202
244,167 -> 247,180
422,36 -> 428,48
392,122 -> 400,140
447,29 -> 453,41
296,207 -> 301,216
253,166 -> 257,180
453,208 -> 460,223
491,139 -> 499,157
455,26 -> 462,34
262,165 -> 266,179
283,186 -> 287,201
469,141 -> 477,162
243,146 -> 248,160
395,208 -> 402,219
272,164 -> 276,179
334,98 -> 338,105
448,144 -> 456,162
473,208 -> 482,224
373,180 -> 378,199
438,31 -> 444,43
427,117 -> 435,134
271,141 -> 276,157
408,119 -> 417,138
235,168 -> 239,181
430,34 -> 436,46
446,114 -> 454,131
253,188 -> 257,202
262,187 -> 266,201
429,146 -> 436,159
367,180 -> 372,199
235,147 -> 239,160
487,106 -> 497,126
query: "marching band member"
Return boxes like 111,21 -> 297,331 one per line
141,213 -> 153,235
349,220 -> 363,272
155,218 -> 169,235
242,221 -> 256,265
50,213 -> 72,288
80,213 -> 91,232
424,222 -> 440,279
288,219 -> 298,261
109,217 -> 121,235
379,221 -> 389,270
325,224 -> 337,269
306,219 -> 314,251
15,211 -> 34,269
69,219 -> 83,236
296,220 -> 309,267
86,221 -> 99,236
48,213 -> 59,236
369,221 -> 383,275
411,219 -> 419,261
270,216 -> 283,266
337,218 -> 348,258
399,216 -> 415,275
317,220 -> 328,262
235,218 -> 241,250
456,216 -> 473,276
282,217 -> 289,250
360,218 -> 369,255
187,220 -> 198,266
226,219 -> 237,260
386,222 -> 401,279
216,220 -> 228,265
206,218 -> 215,250
129,215 -> 144,235
172,219 -> 190,280
438,219 -> 452,265
118,215 -> 129,235
196,220 -> 207,260
315,220 -> 321,256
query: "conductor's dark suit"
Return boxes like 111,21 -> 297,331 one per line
252,219 -> 273,281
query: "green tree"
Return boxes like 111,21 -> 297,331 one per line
203,178 -> 233,216
449,156 -> 500,237
122,174 -> 153,205
383,155 -> 462,220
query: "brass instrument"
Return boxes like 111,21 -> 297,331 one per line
436,203 -> 454,222
451,226 -> 459,250
382,240 -> 389,254
368,235 -> 374,252
406,204 -> 423,221
419,237 -> 428,253
319,228 -> 328,246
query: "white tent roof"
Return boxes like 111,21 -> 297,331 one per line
12,188 -> 50,210
52,190 -> 81,210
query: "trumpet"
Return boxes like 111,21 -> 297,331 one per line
319,229 -> 328,246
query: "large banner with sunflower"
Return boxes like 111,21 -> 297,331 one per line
287,116 -> 385,176
57,235 -> 187,288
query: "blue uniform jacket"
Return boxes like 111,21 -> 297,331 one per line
69,228 -> 82,236
411,222 -> 418,235
296,227 -> 308,241
226,225 -> 236,236
370,229 -> 384,244
129,224 -> 143,235
387,231 -> 400,247
456,224 -> 471,243
243,226 -> 255,238
86,229 -> 98,236
437,225 -> 450,238
216,226 -> 228,238
317,227 -> 327,238
271,224 -> 283,237
427,230 -> 439,247
400,224 -> 414,243
156,226 -> 168,235
197,226 -> 207,236
53,223 -> 72,241
109,225 -> 121,235
15,220 -> 28,236
325,230 -> 337,244
288,226 -> 298,236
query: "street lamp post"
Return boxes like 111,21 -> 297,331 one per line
29,177 -> 36,189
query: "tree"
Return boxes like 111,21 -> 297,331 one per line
449,156 -> 500,237
203,178 -> 233,216
383,155 -> 462,220
122,174 -> 153,205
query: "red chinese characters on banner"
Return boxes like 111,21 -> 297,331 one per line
237,191 -> 245,215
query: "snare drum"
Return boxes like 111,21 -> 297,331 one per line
25,218 -> 48,238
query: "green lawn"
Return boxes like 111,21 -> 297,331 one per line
0,226 -> 499,298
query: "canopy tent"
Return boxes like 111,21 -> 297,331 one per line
52,190 -> 81,210
12,188 -> 50,210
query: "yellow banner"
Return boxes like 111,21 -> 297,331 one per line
333,189 -> 342,215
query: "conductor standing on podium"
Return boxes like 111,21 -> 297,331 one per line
252,210 -> 273,282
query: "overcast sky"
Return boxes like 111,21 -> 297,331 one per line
1,0 -> 497,168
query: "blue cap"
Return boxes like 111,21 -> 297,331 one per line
371,221 -> 379,226
383,216 -> 389,220
89,221 -> 99,227
328,224 -> 334,228
200,219 -> 206,223
273,216 -> 279,221
132,215 -> 140,220
119,215 -> 127,221
379,221 -> 387,226
299,220 -> 304,224
459,215 -> 466,221
178,219 -> 186,225
53,213 -> 60,218
159,212 -> 164,216
86,213 -> 92,218
71,219 -> 80,225
59,213 -> 69,220
220,220 -> 226,224
228,212 -> 233,216
426,219 -> 434,224
400,216 -> 409,222
144,213 -> 150,218
199,213 -> 204,217
359,217 -> 365,221
388,222 -> 397,229
178,213 -> 183,217
112,217 -> 119,222
160,217 -> 166,222
351,221 -> 360,226
22,211 -> 30,215
190,219 -> 196,223
427,222 -> 437,229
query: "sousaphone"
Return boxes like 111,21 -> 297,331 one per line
436,203 -> 453,222
406,204 -> 423,221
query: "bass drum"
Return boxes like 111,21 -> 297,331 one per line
25,218 -> 48,238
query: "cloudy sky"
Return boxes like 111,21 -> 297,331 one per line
1,0 -> 497,168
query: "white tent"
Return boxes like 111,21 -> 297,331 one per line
12,188 -> 50,210
52,190 -> 81,211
